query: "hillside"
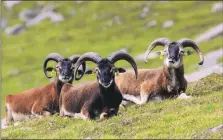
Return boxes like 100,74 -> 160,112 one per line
1,1 -> 223,139
2,74 -> 223,139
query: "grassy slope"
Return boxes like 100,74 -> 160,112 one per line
1,1 -> 223,137
2,73 -> 223,139
1,1 -> 222,115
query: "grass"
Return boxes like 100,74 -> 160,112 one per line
1,1 -> 223,116
1,1 -> 223,138
2,73 -> 223,139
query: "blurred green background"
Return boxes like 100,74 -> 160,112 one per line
1,1 -> 222,117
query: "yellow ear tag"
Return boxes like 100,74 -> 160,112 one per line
115,71 -> 119,76
91,73 -> 95,76
160,55 -> 163,59
51,70 -> 56,77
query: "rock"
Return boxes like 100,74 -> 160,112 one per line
146,20 -> 157,28
19,8 -> 39,22
139,6 -> 150,19
71,10 -> 77,17
5,24 -> 25,35
195,23 -> 223,44
114,16 -> 122,25
9,69 -> 21,76
163,20 -> 174,29
211,2 -> 223,12
0,19 -> 8,29
107,21 -> 113,27
25,12 -> 48,27
140,12 -> 147,19
26,11 -> 64,27
211,124 -> 223,133
4,1 -> 21,10
48,12 -> 64,23
143,6 -> 149,13
41,5 -> 55,12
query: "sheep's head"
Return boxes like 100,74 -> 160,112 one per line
43,53 -> 86,83
144,37 -> 204,68
74,51 -> 138,88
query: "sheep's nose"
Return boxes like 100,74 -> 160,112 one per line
170,56 -> 177,61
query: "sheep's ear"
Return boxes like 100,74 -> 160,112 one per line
156,51 -> 162,56
117,68 -> 126,73
85,69 -> 93,75
85,69 -> 97,75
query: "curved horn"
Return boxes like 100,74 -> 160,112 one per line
43,53 -> 64,78
69,55 -> 86,80
73,52 -> 102,80
177,38 -> 204,65
108,50 -> 138,79
144,37 -> 171,63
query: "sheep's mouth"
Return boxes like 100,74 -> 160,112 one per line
169,60 -> 174,64
99,80 -> 113,88
59,75 -> 72,82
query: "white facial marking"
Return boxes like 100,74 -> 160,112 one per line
165,57 -> 181,68
59,75 -> 72,83
99,79 -> 113,88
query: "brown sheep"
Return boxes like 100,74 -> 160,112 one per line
5,53 -> 86,124
115,38 -> 204,105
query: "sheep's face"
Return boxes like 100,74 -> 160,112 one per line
56,59 -> 75,83
156,42 -> 192,68
85,59 -> 126,88
96,59 -> 116,88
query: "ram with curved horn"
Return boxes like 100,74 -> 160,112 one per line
59,50 -> 138,120
115,37 -> 204,105
4,53 -> 86,125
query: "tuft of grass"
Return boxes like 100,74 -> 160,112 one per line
2,74 -> 223,139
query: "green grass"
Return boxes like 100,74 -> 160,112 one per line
1,2 -> 223,115
2,73 -> 223,139
1,1 -> 223,136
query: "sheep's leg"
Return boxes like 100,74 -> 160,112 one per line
31,102 -> 52,118
5,103 -> 13,124
122,93 -> 149,105
108,107 -> 119,117
100,107 -> 109,120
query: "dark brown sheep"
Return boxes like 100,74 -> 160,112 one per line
59,51 -> 138,120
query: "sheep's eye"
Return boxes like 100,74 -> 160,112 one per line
111,67 -> 116,73
180,51 -> 185,55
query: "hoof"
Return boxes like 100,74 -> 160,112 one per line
99,112 -> 109,120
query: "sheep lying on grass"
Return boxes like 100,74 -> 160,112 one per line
59,50 -> 138,120
115,37 -> 204,105
5,53 -> 85,124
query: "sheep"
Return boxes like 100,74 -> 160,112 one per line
115,37 -> 204,105
59,50 -> 138,120
4,53 -> 86,124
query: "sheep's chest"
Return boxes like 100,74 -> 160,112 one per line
167,74 -> 180,94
